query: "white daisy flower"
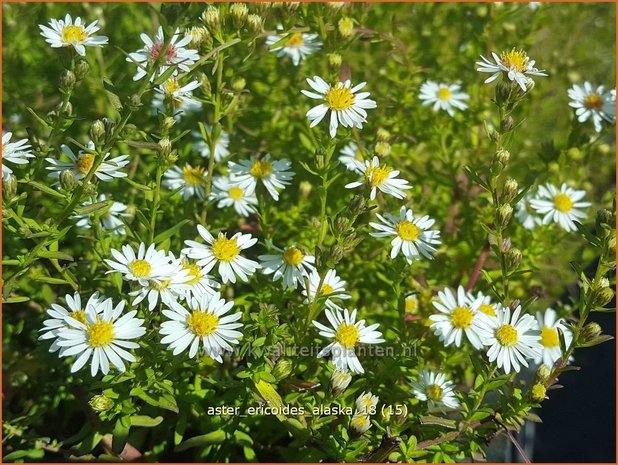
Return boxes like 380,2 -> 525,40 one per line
39,292 -> 104,354
515,189 -> 543,230
55,297 -> 146,377
210,176 -> 258,217
369,206 -> 441,264
194,128 -> 230,162
405,294 -> 419,314
105,243 -> 180,286
163,164 -> 206,200
126,26 -> 199,81
39,14 -> 108,56
301,76 -> 377,138
350,413 -> 372,434
160,292 -> 243,362
429,285 -> 485,349
179,258 -> 220,299
258,244 -> 315,290
181,225 -> 260,284
153,78 -> 202,116
46,141 -> 129,183
410,370 -> 460,410
338,141 -> 365,171
468,291 -> 500,318
302,269 -> 351,309
418,81 -> 469,117
529,183 -> 591,232
330,369 -> 353,394
312,307 -> 385,374
478,305 -> 542,374
73,194 -> 131,235
476,48 -> 547,91
266,28 -> 322,66
568,82 -> 616,132
228,154 -> 294,201
2,132 -> 34,180
355,391 -> 379,414
535,308 -> 573,367
345,156 -> 412,200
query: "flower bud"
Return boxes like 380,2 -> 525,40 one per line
595,209 -> 615,235
10,371 -> 28,387
230,3 -> 249,29
129,93 -> 142,110
158,137 -> 172,157
495,81 -> 512,105
198,72 -> 212,96
376,128 -> 391,141
338,17 -> 354,38
381,405 -> 394,425
404,294 -> 418,314
298,180 -> 313,198
350,413 -> 372,434
506,247 -> 522,270
500,115 -> 514,132
74,60 -> 90,80
330,369 -> 352,395
90,119 -> 106,144
59,70 -> 76,93
530,383 -> 546,402
524,78 -> 535,93
186,26 -> 211,49
536,364 -> 551,382
590,278 -> 614,307
328,52 -> 342,68
500,236 -> 511,253
60,170 -> 77,191
272,359 -> 293,381
502,177 -> 518,203
581,322 -> 602,343
232,77 -> 246,92
202,6 -> 221,35
2,174 -> 17,200
374,141 -> 391,157
285,2 -> 300,13
327,2 -> 346,11
497,204 -> 513,228
246,14 -> 263,34
89,394 -> 114,412
335,216 -> 351,234
162,116 -> 176,132
495,148 -> 510,167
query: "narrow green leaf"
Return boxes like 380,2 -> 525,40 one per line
175,431 -> 226,452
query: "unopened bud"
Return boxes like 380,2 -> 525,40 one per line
74,60 -> 90,80
298,180 -> 313,198
330,369 -> 352,395
232,77 -> 246,92
381,405 -> 394,424
501,115 -> 515,132
162,116 -> 176,132
335,216 -> 351,234
376,128 -> 391,141
581,322 -> 603,343
374,141 -> 391,157
186,26 -> 211,48
3,174 -> 17,200
502,177 -> 518,203
338,17 -> 354,38
89,394 -> 114,412
524,78 -> 535,93
327,2 -> 346,10
536,364 -> 551,382
90,120 -> 105,144
506,247 -> 522,270
530,383 -> 546,402
60,170 -> 77,191
590,278 -> 614,307
230,3 -> 249,29
285,2 -> 300,12
272,359 -> 293,381
198,72 -> 212,95
495,81 -> 512,105
246,14 -> 263,34
595,209 -> 615,235
495,148 -> 510,167
497,204 -> 513,228
158,137 -> 172,156
129,93 -> 142,110
59,70 -> 76,93
202,6 -> 221,34
328,52 -> 342,68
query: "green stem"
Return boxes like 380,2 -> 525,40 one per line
149,165 -> 163,243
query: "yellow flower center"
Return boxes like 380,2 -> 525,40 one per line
165,78 -> 181,95
321,283 -> 334,295
283,247 -> 304,266
71,310 -> 88,325
450,306 -> 474,329
335,323 -> 360,349
426,383 -> 443,401
365,164 -> 393,187
500,48 -> 528,73
186,311 -> 219,337
285,32 -> 304,48
553,193 -> 574,212
62,25 -> 88,43
496,324 -> 518,347
396,220 -> 420,242
128,259 -> 152,278
325,86 -> 355,111
584,93 -> 604,110
249,160 -> 273,178
228,186 -> 244,200
153,279 -> 171,291
540,326 -> 559,348
480,304 -> 496,317
76,153 -> 95,174
351,415 -> 369,430
182,262 -> 202,285
87,321 -> 115,348
405,296 -> 417,313
437,87 -> 452,100
212,236 -> 240,262
183,166 -> 205,186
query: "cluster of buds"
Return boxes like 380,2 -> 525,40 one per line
201,4 -> 263,39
